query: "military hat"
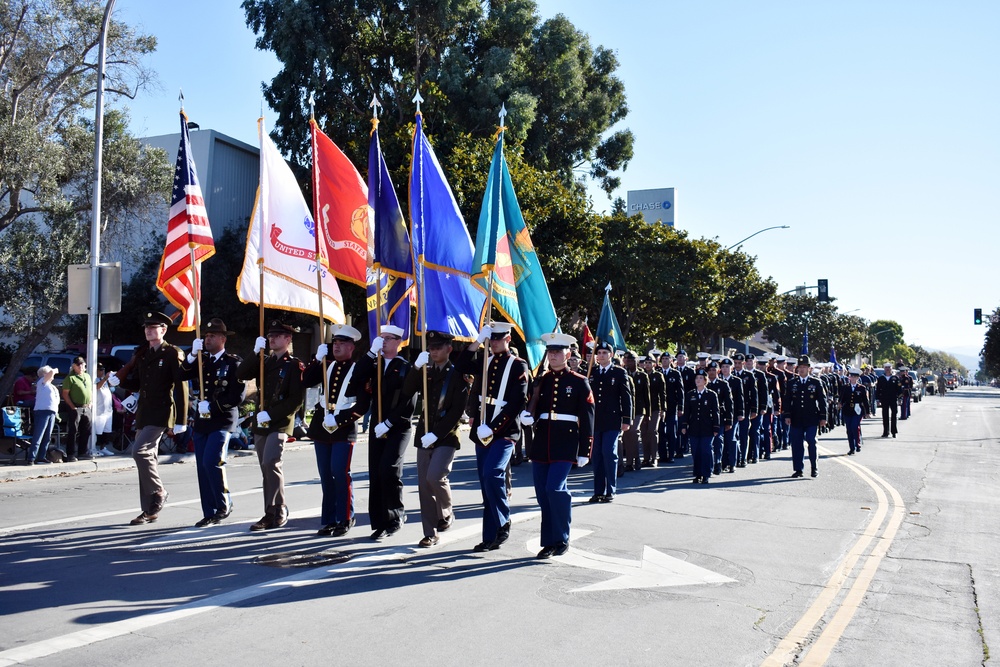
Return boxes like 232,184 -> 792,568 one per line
330,324 -> 361,342
707,360 -> 720,369
775,355 -> 787,362
380,324 -> 405,338
848,367 -> 861,376
660,351 -> 673,359
426,330 -> 455,347
649,348 -> 662,358
489,322 -> 513,339
204,318 -> 234,336
676,349 -> 688,357
756,357 -> 768,364
541,332 -> 576,349
696,352 -> 710,360
745,353 -> 756,361
570,350 -> 582,359
595,341 -> 614,353
694,368 -> 708,377
267,321 -> 298,336
143,311 -> 172,326
883,362 -> 892,369
797,354 -> 812,367
709,353 -> 723,361
898,366 -> 908,372
732,352 -> 746,361
720,357 -> 733,366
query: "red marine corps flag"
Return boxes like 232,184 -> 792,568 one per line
156,109 -> 215,331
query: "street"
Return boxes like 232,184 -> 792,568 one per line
1,386 -> 997,666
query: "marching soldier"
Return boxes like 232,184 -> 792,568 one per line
303,324 -> 372,538
111,312 -> 189,525
658,352 -> 685,463
621,351 -> 648,472
876,363 -> 901,438
237,321 -> 304,532
705,361 -> 732,476
680,368 -> 720,484
181,318 -> 245,527
642,355 -> 663,467
898,366 -> 914,420
718,357 -> 745,473
588,341 -> 633,503
520,332 -> 594,558
840,367 -> 871,455
781,355 -> 827,478
732,353 -> 758,467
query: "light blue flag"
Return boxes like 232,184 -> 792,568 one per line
409,113 -> 485,339
472,130 -> 559,370
596,283 -> 628,352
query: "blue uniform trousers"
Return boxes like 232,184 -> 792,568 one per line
192,430 -> 232,518
712,432 -> 724,467
314,440 -> 354,525
723,424 -> 738,468
747,414 -> 762,461
691,435 -> 714,479
760,412 -> 773,457
661,413 -> 680,459
736,419 -> 750,464
533,461 -> 574,547
788,423 -> 819,473
476,438 -> 514,542
845,414 -> 863,453
592,430 -> 621,497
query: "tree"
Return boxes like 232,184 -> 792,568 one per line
982,307 -> 1000,379
242,0 -> 634,197
0,1 -> 170,402
764,296 -> 870,361
867,319 -> 904,364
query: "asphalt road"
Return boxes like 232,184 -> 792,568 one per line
1,386 -> 997,666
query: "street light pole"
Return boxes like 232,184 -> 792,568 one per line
726,225 -> 790,251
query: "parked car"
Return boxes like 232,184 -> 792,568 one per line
922,374 -> 937,395
21,351 -> 123,386
908,371 -> 923,402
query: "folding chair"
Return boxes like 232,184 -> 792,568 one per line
3,406 -> 32,465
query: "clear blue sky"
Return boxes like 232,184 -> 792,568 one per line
116,0 -> 998,363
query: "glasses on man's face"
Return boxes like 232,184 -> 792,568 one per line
382,335 -> 401,341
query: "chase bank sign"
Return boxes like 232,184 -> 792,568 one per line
626,187 -> 675,227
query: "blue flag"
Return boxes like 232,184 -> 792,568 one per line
596,283 -> 628,352
801,324 -> 809,356
472,130 -> 559,369
829,345 -> 840,370
409,113 -> 485,339
366,124 -> 413,344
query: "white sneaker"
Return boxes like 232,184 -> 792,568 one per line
99,447 -> 116,457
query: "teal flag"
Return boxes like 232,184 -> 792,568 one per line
472,130 -> 558,369
596,283 -> 627,352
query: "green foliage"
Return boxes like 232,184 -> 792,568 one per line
868,319 -> 904,363
979,308 -> 1000,379
764,296 -> 870,360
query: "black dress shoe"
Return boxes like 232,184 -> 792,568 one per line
692,477 -> 701,484
791,470 -> 804,478
713,464 -> 722,476
495,521 -> 511,544
881,434 -> 889,438
316,523 -> 337,536
700,478 -> 709,485
847,450 -> 854,455
437,515 -> 454,531
588,495 -> 604,503
474,540 -> 501,552
370,528 -> 388,541
195,516 -> 218,528
332,517 -> 356,537
385,519 -> 404,536
130,513 -> 157,525
892,434 -> 896,438
552,542 -> 569,556
811,469 -> 818,478
536,545 -> 557,559
212,505 -> 233,522
601,494 -> 614,503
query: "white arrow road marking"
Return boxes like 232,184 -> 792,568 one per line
526,528 -> 735,592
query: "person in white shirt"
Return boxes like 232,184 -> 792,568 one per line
28,366 -> 59,465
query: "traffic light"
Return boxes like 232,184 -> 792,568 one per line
974,308 -> 983,325
817,279 -> 829,303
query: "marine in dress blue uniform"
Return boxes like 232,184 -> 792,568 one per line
680,368 -> 720,484
588,341 -> 633,502
180,318 -> 245,526
522,333 -> 594,558
303,324 -> 373,537
781,355 -> 827,478
840,367 -> 871,455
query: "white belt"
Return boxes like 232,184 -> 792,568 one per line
328,397 -> 356,412
538,412 -> 578,423
483,396 -> 507,407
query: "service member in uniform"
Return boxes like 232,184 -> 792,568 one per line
718,357 -> 745,473
460,322 -> 529,552
181,318 -> 245,526
658,352 -> 685,462
111,312 -> 189,525
621,351 -> 649,472
588,341 -> 633,502
705,361 -> 733,476
680,368 -> 720,484
732,353 -> 758,468
363,325 -> 416,541
304,324 -> 372,537
781,355 -> 827,478
390,330 -> 470,548
237,321 -> 304,531
875,363 -> 901,438
520,332 -> 594,558
641,355 -> 663,467
898,366 -> 914,420
840,367 -> 871,455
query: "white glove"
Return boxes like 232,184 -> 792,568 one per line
374,420 -> 391,438
191,338 -> 204,354
107,371 -> 120,387
315,343 -> 328,362
323,412 -> 337,431
256,410 -> 271,425
254,336 -> 267,354
476,325 -> 493,344
198,400 -> 211,416
519,410 -> 534,426
414,351 -> 430,369
420,432 -> 438,448
477,424 -> 493,443
369,336 -> 384,356
173,424 -> 187,435
577,456 -> 589,467
186,353 -> 197,364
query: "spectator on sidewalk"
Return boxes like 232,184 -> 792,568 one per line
60,357 -> 93,461
28,366 -> 59,465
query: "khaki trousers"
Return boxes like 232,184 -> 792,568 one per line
132,425 -> 167,513
254,432 -> 287,514
416,445 -> 455,537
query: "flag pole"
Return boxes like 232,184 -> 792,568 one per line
308,93 -> 330,415
256,115 -> 266,411
371,95 -> 384,425
190,246 -> 205,397
413,91 -> 429,428
478,270 -> 495,426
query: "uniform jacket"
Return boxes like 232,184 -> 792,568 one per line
721,372 -> 745,422
839,383 -> 871,419
898,373 -> 914,396
458,349 -> 529,444
527,368 -> 595,463
303,357 -> 372,443
662,367 -> 685,414
648,369 -> 666,413
875,374 -> 902,403
737,369 -> 759,416
394,361 -> 470,449
631,369 -> 650,417
679,366 -> 696,394
355,352 -> 415,433
764,370 -> 782,414
707,377 -> 734,427
781,375 -> 827,427
680,388 -> 721,438
752,369 -> 770,414
236,352 -> 304,435
588,363 -> 634,432
181,351 -> 245,433
120,342 -> 189,430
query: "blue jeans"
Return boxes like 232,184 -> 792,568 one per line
592,430 -> 621,497
476,438 -> 514,542
314,440 -> 354,525
789,423 -> 819,472
533,461 -> 574,547
30,409 -> 55,462
690,435 -> 714,479
192,430 -> 232,517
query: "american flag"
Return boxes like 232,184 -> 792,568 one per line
156,111 -> 215,331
